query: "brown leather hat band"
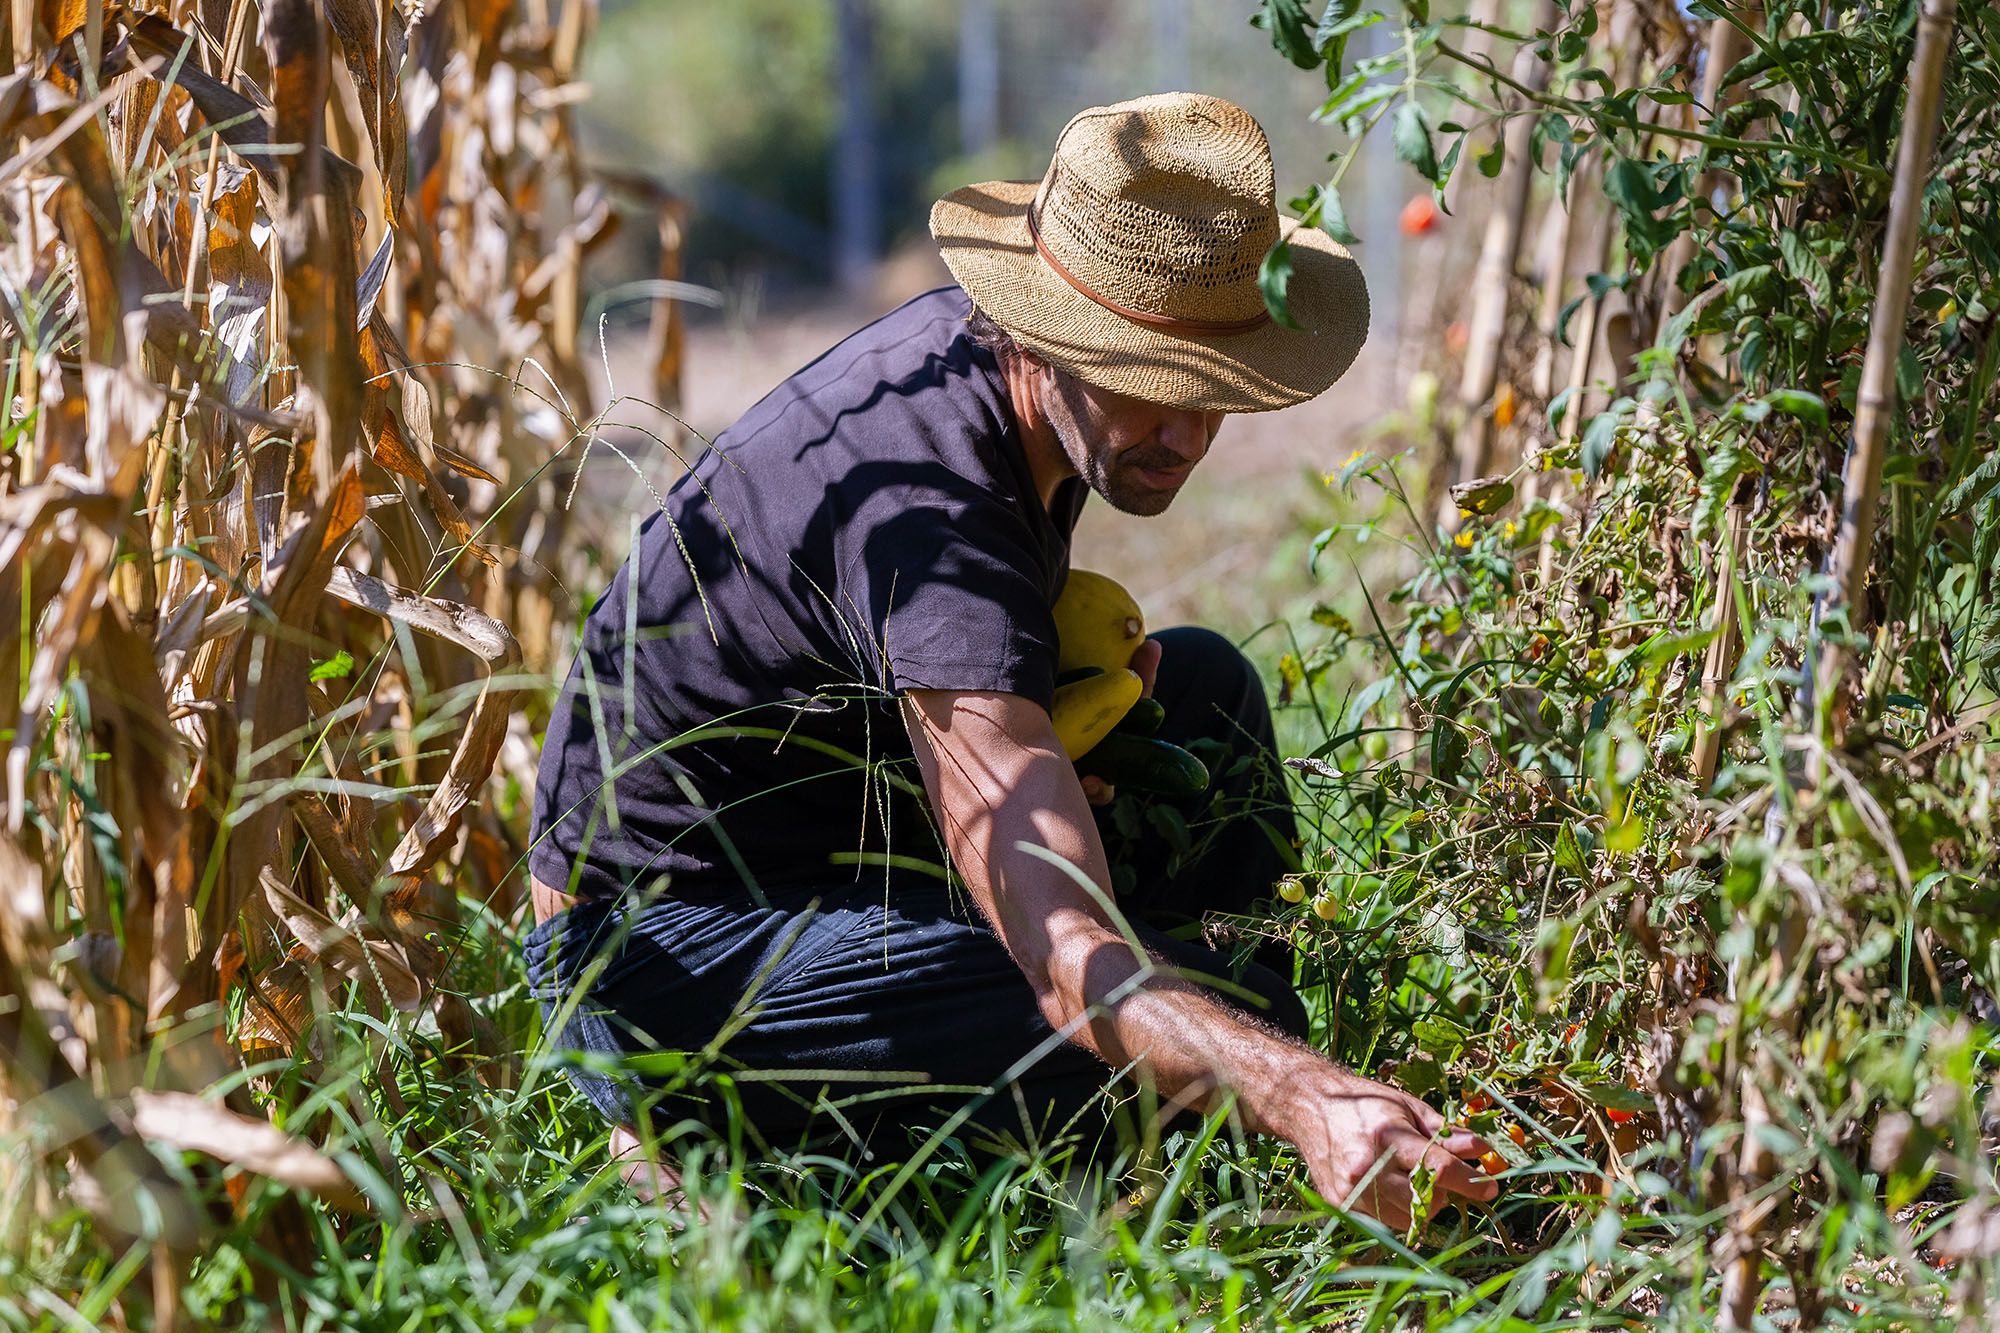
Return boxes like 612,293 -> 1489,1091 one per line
1026,204 -> 1272,337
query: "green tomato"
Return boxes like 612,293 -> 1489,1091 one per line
1361,731 -> 1390,761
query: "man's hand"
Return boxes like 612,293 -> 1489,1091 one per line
1278,1067 -> 1497,1230
531,875 -> 574,925
1077,637 -> 1163,808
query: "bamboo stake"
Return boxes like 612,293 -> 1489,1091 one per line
1809,0 -> 1958,726
1659,5 -> 1761,319
1689,494 -> 1747,792
1716,7 -> 1959,1327
1526,174 -> 1576,401
1427,0 -> 1505,281
1446,0 -> 1561,522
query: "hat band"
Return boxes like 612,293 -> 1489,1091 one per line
1026,204 -> 1272,337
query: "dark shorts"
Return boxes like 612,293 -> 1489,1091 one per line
522,626 -> 1304,1153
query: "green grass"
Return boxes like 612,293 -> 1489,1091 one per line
1,854 -> 1980,1330
7,437 -> 1991,1331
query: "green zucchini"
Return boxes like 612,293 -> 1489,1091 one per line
1077,733 -> 1209,797
1112,696 -> 1167,736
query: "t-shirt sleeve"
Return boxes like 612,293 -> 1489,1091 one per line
836,468 -> 1060,709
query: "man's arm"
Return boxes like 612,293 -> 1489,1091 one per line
902,687 -> 1496,1230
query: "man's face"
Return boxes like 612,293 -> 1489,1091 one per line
1038,368 -> 1227,516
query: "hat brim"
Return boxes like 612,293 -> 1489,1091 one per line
930,179 -> 1369,414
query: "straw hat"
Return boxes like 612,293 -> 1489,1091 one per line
931,92 -> 1368,414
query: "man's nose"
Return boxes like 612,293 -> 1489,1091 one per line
1158,409 -> 1214,463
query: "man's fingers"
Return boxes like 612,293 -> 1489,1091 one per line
1400,1095 -> 1448,1137
1358,1176 -> 1412,1233
1129,638 -> 1162,697
1439,1127 -> 1491,1161
1426,1143 -> 1500,1205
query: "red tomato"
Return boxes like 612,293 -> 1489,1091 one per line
1400,194 -> 1438,236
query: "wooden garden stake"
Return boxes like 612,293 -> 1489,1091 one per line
1811,0 -> 1958,726
1659,3 -> 1761,319
1715,6 -> 1959,1328
1448,0 -> 1560,519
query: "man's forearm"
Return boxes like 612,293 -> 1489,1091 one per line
1037,921 -> 1342,1139
903,687 -> 1337,1138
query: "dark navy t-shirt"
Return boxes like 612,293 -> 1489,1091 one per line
530,287 -> 1087,902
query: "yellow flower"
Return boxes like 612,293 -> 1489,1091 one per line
1321,471 -> 1339,487
1503,521 -> 1518,539
1345,449 -> 1365,466
1454,529 -> 1475,549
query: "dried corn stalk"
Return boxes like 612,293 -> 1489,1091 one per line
0,0 -> 678,1302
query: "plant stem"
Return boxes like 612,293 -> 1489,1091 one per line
1447,0 -> 1560,526
1434,39 -> 1884,179
1811,0 -> 1960,726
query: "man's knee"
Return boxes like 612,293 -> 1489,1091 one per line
1150,625 -> 1272,745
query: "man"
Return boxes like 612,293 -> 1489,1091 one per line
526,93 -> 1494,1229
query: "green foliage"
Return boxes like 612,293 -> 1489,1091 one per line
1267,0 -> 2000,1321
13,4 -> 2000,1327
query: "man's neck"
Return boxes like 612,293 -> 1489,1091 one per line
1000,355 -> 1078,513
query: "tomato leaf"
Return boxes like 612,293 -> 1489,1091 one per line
1318,183 -> 1361,245
309,650 -> 355,683
1760,388 -> 1829,431
1554,822 -> 1588,876
1252,0 -> 1321,69
1430,719 -> 1470,785
1259,240 -> 1305,329
1393,101 -> 1440,183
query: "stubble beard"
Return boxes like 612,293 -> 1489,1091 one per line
1043,373 -> 1183,517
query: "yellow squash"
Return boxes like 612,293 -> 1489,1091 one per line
1053,570 -> 1145,674
1050,668 -> 1143,760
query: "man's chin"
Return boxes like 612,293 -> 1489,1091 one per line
1098,482 -> 1179,516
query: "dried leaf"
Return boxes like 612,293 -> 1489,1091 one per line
326,568 -> 522,879
356,227 -> 395,326
325,0 -> 409,222
204,163 -> 272,410
123,15 -> 367,204
130,1089 -> 370,1212
7,538 -> 114,834
355,320 -> 495,563
291,795 -> 381,904
84,600 -> 184,870
262,0 -> 364,468
260,869 -> 424,1012
204,460 -> 367,1015
240,958 -> 318,1057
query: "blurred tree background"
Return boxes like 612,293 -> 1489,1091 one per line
578,0 -> 1408,317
